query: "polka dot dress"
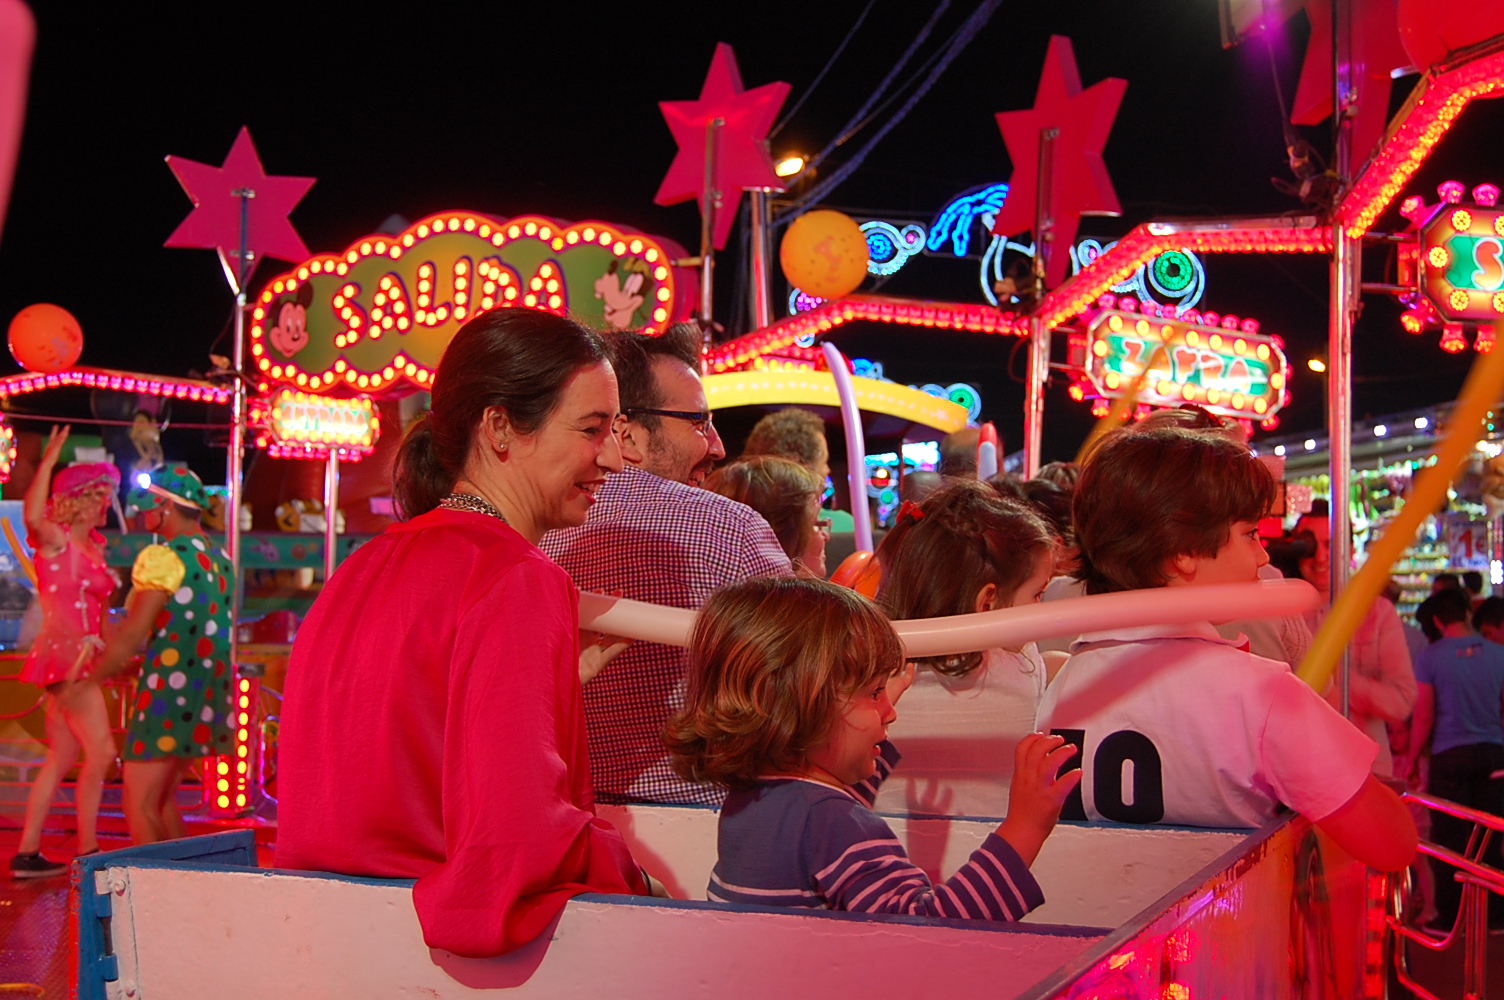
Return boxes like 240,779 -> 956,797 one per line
122,535 -> 234,761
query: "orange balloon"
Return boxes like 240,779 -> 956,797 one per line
780,210 -> 869,299
8,303 -> 82,373
829,550 -> 881,598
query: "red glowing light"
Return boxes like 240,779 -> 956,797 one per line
1477,324 -> 1496,353
1441,323 -> 1467,352
1340,44 -> 1504,238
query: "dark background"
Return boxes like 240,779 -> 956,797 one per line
1,1 -> 1500,469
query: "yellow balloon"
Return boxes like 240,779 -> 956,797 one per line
780,210 -> 869,299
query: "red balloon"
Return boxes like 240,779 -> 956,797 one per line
1397,0 -> 1504,73
829,550 -> 881,598
8,303 -> 82,374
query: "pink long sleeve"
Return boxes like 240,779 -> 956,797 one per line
275,510 -> 645,959
412,557 -> 646,956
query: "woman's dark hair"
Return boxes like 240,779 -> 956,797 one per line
393,308 -> 609,519
1073,427 -> 1276,594
876,480 -> 1053,677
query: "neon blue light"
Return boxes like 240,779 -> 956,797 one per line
1069,239 -> 1206,314
945,383 -> 982,422
861,221 -> 926,276
851,358 -> 886,380
928,183 -> 1009,257
788,288 -> 827,322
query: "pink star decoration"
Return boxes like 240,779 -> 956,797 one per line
165,126 -> 315,286
991,36 -> 1126,290
1292,0 -> 1412,167
655,43 -> 790,250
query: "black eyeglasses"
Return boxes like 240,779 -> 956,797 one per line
624,408 -> 715,433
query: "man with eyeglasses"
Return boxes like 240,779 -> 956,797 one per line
541,323 -> 791,806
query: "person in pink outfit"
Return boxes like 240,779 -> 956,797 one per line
11,426 -> 120,878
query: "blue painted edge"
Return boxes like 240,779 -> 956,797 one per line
1010,812 -> 1295,1000
74,830 -> 257,1000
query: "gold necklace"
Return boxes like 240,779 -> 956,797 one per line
438,492 -> 509,523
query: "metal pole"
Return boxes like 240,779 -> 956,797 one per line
1023,127 -> 1058,478
1330,0 -> 1355,717
699,117 -> 724,331
748,188 -> 773,330
229,188 -> 253,676
323,452 -> 339,582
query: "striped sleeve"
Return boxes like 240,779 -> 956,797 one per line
808,800 -> 1043,921
847,740 -> 901,808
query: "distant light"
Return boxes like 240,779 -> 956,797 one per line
135,473 -> 152,489
774,156 -> 806,178
1415,416 -> 1429,430
1307,358 -> 1327,373
1374,424 -> 1388,437
1274,445 -> 1286,456
1304,438 -> 1317,451
1493,559 -> 1503,587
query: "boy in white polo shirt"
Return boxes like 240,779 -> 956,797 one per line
1036,427 -> 1416,871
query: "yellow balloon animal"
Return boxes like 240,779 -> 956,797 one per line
780,210 -> 869,300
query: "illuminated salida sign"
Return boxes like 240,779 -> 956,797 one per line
1420,203 -> 1504,322
1084,309 -> 1289,420
250,212 -> 696,396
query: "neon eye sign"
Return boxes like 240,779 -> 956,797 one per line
1420,201 -> 1504,322
1084,308 -> 1289,420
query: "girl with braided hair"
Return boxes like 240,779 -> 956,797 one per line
871,480 -> 1056,818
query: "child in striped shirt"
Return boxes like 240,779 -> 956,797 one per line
664,576 -> 1080,920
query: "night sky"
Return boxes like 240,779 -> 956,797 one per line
2,1 -> 1502,466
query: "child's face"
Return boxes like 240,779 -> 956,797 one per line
805,678 -> 898,786
1481,622 -> 1504,645
1167,519 -> 1269,588
1006,550 -> 1055,609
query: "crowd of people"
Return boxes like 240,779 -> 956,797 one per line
266,308 -> 1426,959
16,304 -> 1479,955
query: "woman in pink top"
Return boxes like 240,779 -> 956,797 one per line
276,309 -> 657,958
12,426 -> 120,878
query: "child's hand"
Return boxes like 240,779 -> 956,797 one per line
996,733 -> 1083,867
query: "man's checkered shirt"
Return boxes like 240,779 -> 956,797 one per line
540,464 -> 791,804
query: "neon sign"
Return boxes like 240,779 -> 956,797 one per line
862,221 -> 926,276
1084,307 -> 1289,421
251,212 -> 694,395
1420,193 -> 1504,323
253,390 -> 380,461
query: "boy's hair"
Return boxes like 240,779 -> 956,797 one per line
704,456 -> 822,565
1073,428 -> 1276,594
665,577 -> 903,788
1474,595 -> 1504,634
1463,570 -> 1484,595
875,480 -> 1052,677
1432,572 -> 1461,592
741,408 -> 827,471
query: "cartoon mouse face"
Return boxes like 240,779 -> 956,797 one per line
268,284 -> 314,357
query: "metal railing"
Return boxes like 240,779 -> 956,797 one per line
1391,790 -> 1504,1000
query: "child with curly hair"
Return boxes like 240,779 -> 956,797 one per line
665,576 -> 1078,918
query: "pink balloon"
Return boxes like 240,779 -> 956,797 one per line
578,579 -> 1321,657
1397,0 -> 1504,73
0,0 -> 35,245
